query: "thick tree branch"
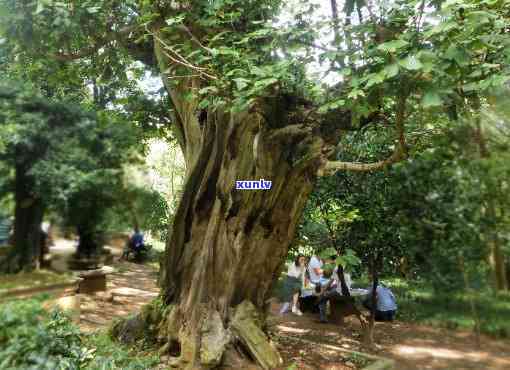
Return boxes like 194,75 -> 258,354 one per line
148,26 -> 217,80
267,124 -> 312,142
52,25 -> 156,66
319,94 -> 408,175
321,149 -> 404,173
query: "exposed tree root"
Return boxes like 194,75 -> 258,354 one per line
111,299 -> 281,369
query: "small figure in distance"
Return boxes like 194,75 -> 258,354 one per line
131,227 -> 145,252
121,227 -> 150,262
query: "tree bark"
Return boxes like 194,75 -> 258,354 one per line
155,106 -> 317,368
474,114 -> 508,291
76,225 -> 100,259
1,162 -> 44,273
134,18 -> 402,368
488,234 -> 508,291
363,253 -> 381,347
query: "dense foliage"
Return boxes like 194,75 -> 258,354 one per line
0,0 -> 509,365
0,297 -> 160,369
0,298 -> 89,369
298,100 -> 510,291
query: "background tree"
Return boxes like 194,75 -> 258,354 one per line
36,110 -> 142,260
1,0 -> 509,367
0,83 -> 95,272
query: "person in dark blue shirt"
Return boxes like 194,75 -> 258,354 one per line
131,228 -> 144,251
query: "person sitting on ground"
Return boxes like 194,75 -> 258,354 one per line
279,254 -> 307,316
309,254 -> 330,292
121,227 -> 146,260
362,281 -> 397,322
130,227 -> 145,251
317,264 -> 352,323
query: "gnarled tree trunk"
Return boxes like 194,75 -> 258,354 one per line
156,104 -> 321,368
110,10 -> 402,367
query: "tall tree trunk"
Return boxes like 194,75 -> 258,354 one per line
156,109 -> 317,368
488,236 -> 508,291
2,163 -> 44,273
76,225 -> 100,259
123,22 -> 379,369
474,114 -> 508,291
363,253 -> 381,347
458,254 -> 481,348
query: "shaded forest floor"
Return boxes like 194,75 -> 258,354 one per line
72,254 -> 510,370
270,307 -> 510,370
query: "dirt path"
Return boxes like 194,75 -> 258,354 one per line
76,259 -> 510,369
78,261 -> 159,332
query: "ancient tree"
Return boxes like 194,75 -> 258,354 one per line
3,0 -> 509,367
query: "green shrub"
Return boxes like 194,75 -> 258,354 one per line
83,331 -> 159,370
0,297 -> 160,370
0,298 -> 91,369
383,278 -> 510,338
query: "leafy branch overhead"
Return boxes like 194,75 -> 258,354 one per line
2,0 -> 508,174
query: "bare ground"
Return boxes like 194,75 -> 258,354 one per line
74,257 -> 510,370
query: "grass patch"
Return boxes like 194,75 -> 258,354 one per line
376,277 -> 510,339
345,352 -> 370,367
83,331 -> 160,370
0,270 -> 75,292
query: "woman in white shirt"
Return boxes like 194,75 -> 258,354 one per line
278,255 -> 306,316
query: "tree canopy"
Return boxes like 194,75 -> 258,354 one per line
0,0 -> 509,367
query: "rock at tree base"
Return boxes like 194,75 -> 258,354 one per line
111,315 -> 146,344
231,301 -> 282,370
200,310 -> 231,366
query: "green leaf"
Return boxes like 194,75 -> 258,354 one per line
398,55 -> 423,71
444,46 -> 470,67
467,11 -> 493,25
335,256 -> 346,267
424,21 -> 457,38
462,82 -> 479,92
318,99 -> 346,113
254,77 -> 278,88
233,78 -> 250,90
198,99 -> 209,109
35,1 -> 45,14
347,89 -> 365,99
365,72 -> 386,87
422,91 -> 442,108
377,39 -> 409,53
165,14 -> 186,26
250,66 -> 266,77
487,75 -> 510,88
87,6 -> 100,14
320,247 -> 337,260
198,86 -> 219,95
383,64 -> 399,78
